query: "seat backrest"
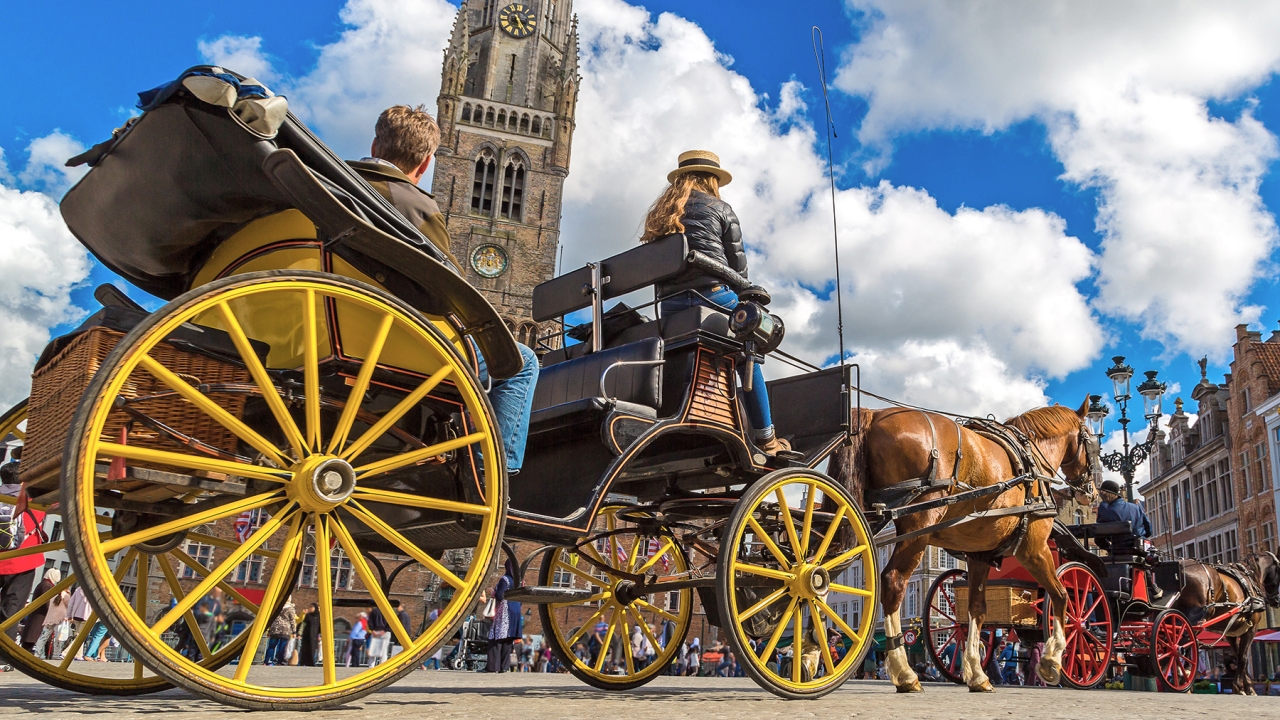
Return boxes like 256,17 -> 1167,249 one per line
766,365 -> 851,453
532,337 -> 664,411
541,305 -> 732,367
531,234 -> 688,322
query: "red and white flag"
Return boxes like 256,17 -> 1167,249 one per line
234,511 -> 253,543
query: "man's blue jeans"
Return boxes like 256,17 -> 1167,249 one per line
474,342 -> 539,473
660,287 -> 773,437
84,621 -> 108,658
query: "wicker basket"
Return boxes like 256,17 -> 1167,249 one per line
954,584 -> 1039,626
21,326 -> 252,485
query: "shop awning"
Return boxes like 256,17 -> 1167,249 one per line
1197,630 -> 1231,648
1254,629 -> 1280,642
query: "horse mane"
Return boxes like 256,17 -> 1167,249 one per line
1004,405 -> 1079,440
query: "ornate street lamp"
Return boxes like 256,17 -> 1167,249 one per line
1096,356 -> 1166,501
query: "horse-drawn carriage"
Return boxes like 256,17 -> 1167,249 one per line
0,67 -> 879,709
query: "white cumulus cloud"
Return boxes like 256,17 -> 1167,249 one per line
836,0 -> 1280,358
198,35 -> 281,84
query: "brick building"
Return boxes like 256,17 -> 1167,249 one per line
431,0 -> 579,348
1140,363 -> 1239,564
1226,324 -> 1279,559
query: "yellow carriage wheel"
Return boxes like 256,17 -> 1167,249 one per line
539,506 -> 692,690
61,271 -> 506,710
717,468 -> 878,700
0,400 -> 296,694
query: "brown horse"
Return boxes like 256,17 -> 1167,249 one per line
831,400 -> 1100,692
1173,552 -> 1280,694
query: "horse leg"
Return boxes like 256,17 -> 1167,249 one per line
1237,630 -> 1256,695
881,537 -> 929,693
1014,529 -> 1066,685
962,561 -> 994,692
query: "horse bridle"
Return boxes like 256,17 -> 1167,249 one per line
1066,421 -> 1101,502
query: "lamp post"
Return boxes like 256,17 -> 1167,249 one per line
1084,356 -> 1167,501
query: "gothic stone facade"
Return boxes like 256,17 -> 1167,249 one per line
432,0 -> 579,349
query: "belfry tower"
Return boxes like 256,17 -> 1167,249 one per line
433,0 -> 579,347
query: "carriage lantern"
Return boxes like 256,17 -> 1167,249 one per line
1137,371 -> 1167,421
1085,395 -> 1109,437
1105,356 -> 1134,401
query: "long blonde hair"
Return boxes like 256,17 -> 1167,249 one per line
640,172 -> 721,242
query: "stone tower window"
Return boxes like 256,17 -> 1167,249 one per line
471,150 -> 498,215
542,118 -> 553,138
485,107 -> 495,126
497,109 -> 507,128
461,103 -> 472,123
531,116 -> 542,135
516,321 -> 539,346
520,113 -> 530,133
499,158 -> 526,221
482,0 -> 495,25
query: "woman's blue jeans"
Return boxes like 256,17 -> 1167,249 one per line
474,342 -> 540,472
661,287 -> 773,437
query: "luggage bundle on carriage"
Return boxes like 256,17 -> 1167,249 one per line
0,66 -> 882,709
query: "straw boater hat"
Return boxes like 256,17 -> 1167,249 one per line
666,150 -> 733,186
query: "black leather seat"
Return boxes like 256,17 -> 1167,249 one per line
530,337 -> 663,440
541,306 -> 730,367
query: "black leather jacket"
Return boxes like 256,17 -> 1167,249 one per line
656,191 -> 748,299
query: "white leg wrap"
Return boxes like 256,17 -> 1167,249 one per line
960,617 -> 988,687
884,611 -> 918,688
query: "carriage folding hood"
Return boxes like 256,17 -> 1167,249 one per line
58,66 -> 521,379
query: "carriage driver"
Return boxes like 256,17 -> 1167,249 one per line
1094,478 -> 1153,555
348,105 -> 539,475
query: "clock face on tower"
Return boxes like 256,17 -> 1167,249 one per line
498,3 -> 536,38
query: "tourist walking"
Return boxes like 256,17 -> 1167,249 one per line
485,558 -> 522,672
265,597 -> 296,665
298,603 -> 320,667
32,569 -> 69,660
346,612 -> 368,667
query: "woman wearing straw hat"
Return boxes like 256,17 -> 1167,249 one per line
641,150 -> 788,455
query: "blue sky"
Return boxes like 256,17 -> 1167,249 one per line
4,0 -> 1280,460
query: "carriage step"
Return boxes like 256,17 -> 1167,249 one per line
503,586 -> 595,604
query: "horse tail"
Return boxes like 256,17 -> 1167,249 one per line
831,408 -> 876,511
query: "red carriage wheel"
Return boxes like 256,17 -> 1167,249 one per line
1055,562 -> 1113,689
1151,609 -> 1197,693
925,569 -> 995,684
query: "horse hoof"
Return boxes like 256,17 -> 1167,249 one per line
969,681 -> 994,693
1037,662 -> 1061,686
895,680 -> 923,693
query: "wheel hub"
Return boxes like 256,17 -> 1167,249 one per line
613,580 -> 642,606
793,563 -> 830,599
289,456 -> 356,512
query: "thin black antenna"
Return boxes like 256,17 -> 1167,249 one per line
812,26 -> 845,367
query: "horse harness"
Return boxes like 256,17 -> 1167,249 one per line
867,413 -> 1059,566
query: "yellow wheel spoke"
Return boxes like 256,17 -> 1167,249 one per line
353,431 -> 486,480
811,601 -> 837,677
152,504 -> 294,634
0,530 -> 111,563
811,505 -> 847,564
95,442 -> 290,485
635,537 -> 675,575
757,596 -> 798,669
330,516 -> 415,648
187,531 -> 280,560
346,501 -> 467,589
620,606 -> 635,676
170,546 -> 261,612
746,516 -> 791,570
234,514 -> 306,682
137,354 -> 290,468
217,302 -> 306,459
326,313 -> 394,455
828,582 -> 874,598
102,491 -> 284,555
342,365 -> 454,463
157,551 -> 212,660
732,561 -> 795,582
0,572 -> 77,633
303,289 -> 322,452
628,605 -> 666,655
633,598 -> 680,623
800,482 -> 816,558
594,604 -> 619,672
626,536 -> 642,572
557,558 -> 602,589
815,597 -> 861,645
792,600 -> 803,684
820,544 -> 870,573
567,603 -> 610,647
737,585 -> 789,623
315,514 -> 337,686
135,554 -> 149,680
348,484 -> 492,517
775,487 -> 804,561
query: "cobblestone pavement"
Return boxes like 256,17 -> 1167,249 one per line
0,667 -> 1269,718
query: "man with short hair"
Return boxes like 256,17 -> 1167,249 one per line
350,105 -> 539,474
1095,479 -> 1152,554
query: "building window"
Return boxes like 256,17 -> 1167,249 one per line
182,542 -> 215,579
1206,465 -> 1220,518
1171,491 -> 1181,533
236,554 -> 266,584
1225,529 -> 1239,563
1192,472 -> 1205,523
1220,459 -> 1234,510
551,566 -> 572,588
461,104 -> 472,123
1265,522 -> 1276,554
1246,527 -> 1258,555
482,0 -> 495,25
499,159 -> 526,220
1244,387 -> 1252,412
1257,443 -> 1270,490
471,151 -> 497,214
49,521 -> 62,543
1198,539 -> 1208,560
299,549 -> 354,589
905,579 -> 919,620
496,109 -> 507,129
519,113 -> 530,133
1241,452 -> 1251,496
543,118 -> 553,138
1181,481 -> 1191,528
531,116 -> 542,135
484,107 -> 495,126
